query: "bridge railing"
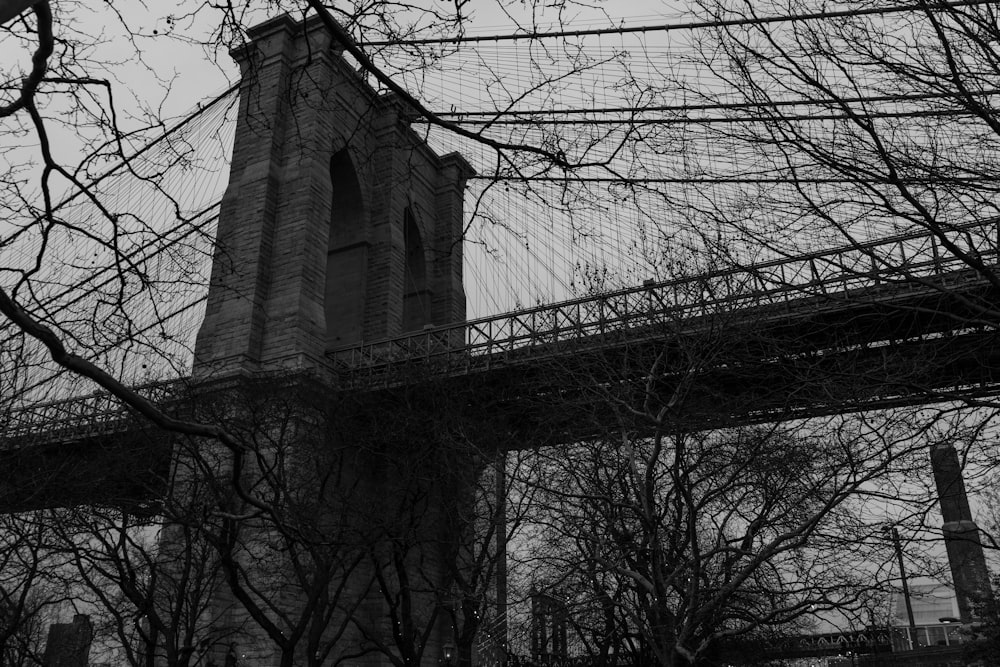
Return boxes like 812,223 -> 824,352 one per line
329,218 -> 1000,386
6,219 -> 998,426
0,380 -> 184,445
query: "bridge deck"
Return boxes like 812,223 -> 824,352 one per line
3,218 -> 999,449
329,217 -> 1000,388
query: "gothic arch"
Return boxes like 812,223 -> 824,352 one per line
325,147 -> 367,347
402,206 -> 431,332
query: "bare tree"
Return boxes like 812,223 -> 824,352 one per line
46,500 -> 236,667
323,384 -> 536,667
8,3 -> 1000,667
0,513 -> 69,667
0,0 -> 610,428
501,264 -> 992,667
1,5 -> 609,666
154,379 -> 381,667
667,0 -> 1000,627
678,0 -> 1000,376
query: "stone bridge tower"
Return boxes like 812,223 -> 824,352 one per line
194,14 -> 473,376
182,15 -> 477,667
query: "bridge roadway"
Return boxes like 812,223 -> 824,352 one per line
2,220 -> 1000,510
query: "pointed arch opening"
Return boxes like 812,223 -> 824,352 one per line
325,148 -> 367,347
402,207 -> 432,332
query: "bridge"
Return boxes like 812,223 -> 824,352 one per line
6,214 -> 1000,440
5,218 -> 998,519
0,12 -> 997,667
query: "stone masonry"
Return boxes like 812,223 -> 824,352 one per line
194,14 -> 474,377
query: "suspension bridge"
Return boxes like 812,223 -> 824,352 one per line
0,11 -> 998,665
0,5 -> 996,527
5,215 -> 1000,443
